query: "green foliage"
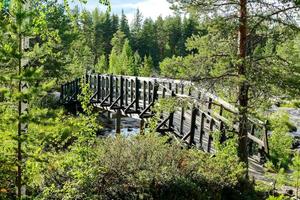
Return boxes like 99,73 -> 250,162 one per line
31,133 -> 248,199
140,55 -> 153,77
266,195 -> 289,200
165,0 -> 300,112
120,39 -> 135,75
95,55 -> 108,73
268,111 -> 293,170
289,153 -> 300,198
132,51 -> 142,76
108,48 -> 120,74
266,168 -> 287,194
111,30 -> 126,54
160,56 -> 184,78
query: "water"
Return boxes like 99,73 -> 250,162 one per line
269,106 -> 300,136
101,127 -> 140,137
98,117 -> 141,137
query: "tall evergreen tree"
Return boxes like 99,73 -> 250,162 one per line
131,9 -> 143,52
133,51 -> 142,76
155,16 -> 169,61
140,18 -> 160,67
109,30 -> 127,74
164,15 -> 184,56
120,39 -> 134,75
111,30 -> 126,54
120,10 -> 130,40
140,55 -> 153,77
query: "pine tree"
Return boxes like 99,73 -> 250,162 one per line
140,55 -> 153,77
167,0 -> 300,167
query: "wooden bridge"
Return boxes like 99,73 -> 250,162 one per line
60,73 -> 269,163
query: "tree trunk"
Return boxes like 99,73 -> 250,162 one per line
17,28 -> 22,200
237,0 -> 249,168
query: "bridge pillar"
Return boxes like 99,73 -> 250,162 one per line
140,119 -> 145,135
115,110 -> 121,134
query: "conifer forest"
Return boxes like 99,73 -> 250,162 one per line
1,0 -> 300,199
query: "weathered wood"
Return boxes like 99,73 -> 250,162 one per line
109,75 -> 113,104
207,118 -> 214,153
199,112 -> 205,147
135,77 -> 140,112
115,110 -> 121,134
143,81 -> 146,109
189,107 -> 198,146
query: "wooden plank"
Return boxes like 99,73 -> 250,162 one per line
189,107 -> 198,146
109,75 -> 113,104
248,133 -> 264,147
135,77 -> 140,111
120,76 -> 124,107
143,81 -> 146,109
125,78 -> 128,106
207,119 -> 214,153
199,112 -> 205,147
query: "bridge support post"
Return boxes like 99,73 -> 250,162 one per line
115,110 -> 121,135
140,119 -> 145,135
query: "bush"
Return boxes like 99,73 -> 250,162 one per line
32,133 -> 249,200
268,111 -> 293,170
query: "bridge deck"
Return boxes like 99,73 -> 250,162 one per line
61,74 -> 269,163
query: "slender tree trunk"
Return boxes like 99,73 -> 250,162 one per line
17,28 -> 22,200
237,0 -> 249,168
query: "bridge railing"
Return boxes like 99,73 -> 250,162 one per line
60,73 -> 269,163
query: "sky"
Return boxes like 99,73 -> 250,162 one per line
74,0 -> 174,23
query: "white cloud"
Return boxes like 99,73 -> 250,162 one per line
116,0 -> 174,23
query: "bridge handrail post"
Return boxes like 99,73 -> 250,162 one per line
135,77 -> 140,111
189,105 -> 198,146
120,76 -> 124,107
168,90 -> 176,130
263,120 -> 269,155
97,74 -> 101,102
109,75 -> 113,104
60,84 -> 64,103
85,73 -> 89,84
218,105 -> 226,144
152,80 -> 159,102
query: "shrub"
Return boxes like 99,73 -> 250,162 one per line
33,133 -> 249,200
289,153 -> 300,198
266,194 -> 290,200
268,111 -> 293,170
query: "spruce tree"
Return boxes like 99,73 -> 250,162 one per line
120,10 -> 130,40
140,55 -> 153,77
120,39 -> 134,75
133,51 -> 142,76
